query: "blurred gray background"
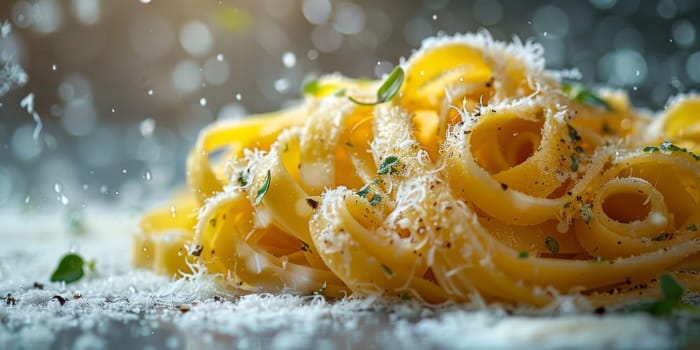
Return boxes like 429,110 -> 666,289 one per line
0,0 -> 699,213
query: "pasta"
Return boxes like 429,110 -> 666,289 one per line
135,32 -> 700,308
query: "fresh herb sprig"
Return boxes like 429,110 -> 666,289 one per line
349,66 -> 404,106
254,170 -> 271,205
562,83 -> 614,112
643,141 -> 700,161
50,253 -> 95,284
632,273 -> 700,317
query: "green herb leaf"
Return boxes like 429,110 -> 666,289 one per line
687,223 -> 697,232
369,193 -> 382,206
659,141 -> 683,152
302,79 -> 320,95
376,66 -> 404,103
377,156 -> 400,175
569,155 -> 579,172
356,184 -> 371,198
562,83 -> 614,112
580,203 -> 593,223
653,232 -> 672,241
254,170 -> 271,206
401,292 -> 411,300
517,251 -> 529,259
632,272 -> 700,317
236,172 -> 248,187
50,253 -> 87,284
348,66 -> 404,105
567,124 -> 581,143
645,141 -> 700,161
545,236 -> 560,255
660,272 -> 684,302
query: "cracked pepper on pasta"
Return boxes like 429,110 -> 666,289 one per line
135,32 -> 700,308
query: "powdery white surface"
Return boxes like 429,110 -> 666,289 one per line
0,207 -> 690,349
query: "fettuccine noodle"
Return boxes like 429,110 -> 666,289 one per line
135,32 -> 700,308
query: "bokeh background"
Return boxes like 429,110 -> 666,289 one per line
0,0 -> 699,213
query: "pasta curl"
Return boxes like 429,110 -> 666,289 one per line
136,32 -> 700,308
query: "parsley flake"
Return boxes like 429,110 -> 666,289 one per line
236,172 -> 248,187
517,251 -> 529,259
644,141 -> 700,161
545,236 -> 560,255
381,264 -> 393,276
580,203 -> 593,223
377,156 -> 400,175
688,223 -> 697,232
348,66 -> 404,105
567,124 -> 581,143
653,232 -> 672,241
356,184 -> 371,198
253,170 -> 271,205
570,155 -> 579,172
50,253 -> 93,284
369,193 -> 382,206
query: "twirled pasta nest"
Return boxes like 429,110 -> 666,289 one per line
136,32 -> 700,308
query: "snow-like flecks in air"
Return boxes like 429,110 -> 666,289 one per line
20,92 -> 43,140
0,21 -> 29,98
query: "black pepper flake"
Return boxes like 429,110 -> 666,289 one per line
500,183 -> 508,190
52,295 -> 67,306
190,244 -> 204,257
5,294 -> 17,306
594,306 -> 606,315
73,292 -> 82,299
33,282 -> 44,289
306,198 -> 319,209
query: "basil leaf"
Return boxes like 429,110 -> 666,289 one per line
254,170 -> 271,205
50,253 -> 86,284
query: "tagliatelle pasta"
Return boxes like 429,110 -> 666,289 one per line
135,32 -> 700,308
